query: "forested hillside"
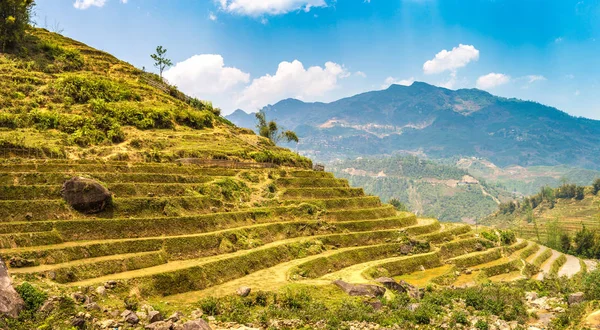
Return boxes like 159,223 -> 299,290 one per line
329,156 -> 514,222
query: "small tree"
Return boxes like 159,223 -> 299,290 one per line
593,178 -> 600,195
0,0 -> 35,52
151,45 -> 172,79
389,198 -> 408,212
255,111 -> 299,144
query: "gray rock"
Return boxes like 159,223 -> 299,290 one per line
85,302 -> 101,311
236,286 -> 251,297
168,311 -> 184,322
148,310 -> 164,323
71,316 -> 86,328
375,277 -> 405,293
568,292 -> 585,305
122,309 -> 140,324
105,280 -> 117,289
62,177 -> 112,214
39,297 -> 59,313
96,286 -> 106,296
8,256 -> 35,268
146,320 -> 174,330
71,292 -> 87,304
183,319 -> 212,330
525,291 -> 538,301
0,258 -> 24,318
333,280 -> 386,298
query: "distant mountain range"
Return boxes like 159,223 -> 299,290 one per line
227,82 -> 600,170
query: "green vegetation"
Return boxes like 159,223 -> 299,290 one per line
150,45 -> 172,79
330,156 -> 513,222
255,110 -> 299,144
0,27 -> 310,166
0,0 -> 34,51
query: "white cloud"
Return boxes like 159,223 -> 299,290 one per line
164,54 -> 250,97
74,0 -> 106,9
355,71 -> 367,78
120,0 -> 128,3
476,73 -> 511,89
555,37 -> 564,43
237,60 -> 349,110
209,12 -> 218,21
382,76 -> 414,88
217,0 -> 327,16
423,44 -> 479,75
565,74 -> 575,79
524,75 -> 546,83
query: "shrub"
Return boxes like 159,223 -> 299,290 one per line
499,230 -> 516,245
55,75 -> 138,103
199,297 -> 219,316
474,320 -> 489,330
15,282 -> 47,312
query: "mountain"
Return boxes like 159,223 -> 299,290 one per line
227,82 -> 600,170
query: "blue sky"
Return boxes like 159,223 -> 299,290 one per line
35,0 -> 600,119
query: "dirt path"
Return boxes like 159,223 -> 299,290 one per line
163,247 -> 358,303
536,250 -> 561,280
557,254 -> 581,277
526,245 -> 544,264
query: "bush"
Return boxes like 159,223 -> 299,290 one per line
474,320 -> 489,330
55,75 -> 138,103
199,297 -> 219,316
499,230 -> 516,245
15,282 -> 47,312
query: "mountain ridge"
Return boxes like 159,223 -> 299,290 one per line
227,82 -> 600,170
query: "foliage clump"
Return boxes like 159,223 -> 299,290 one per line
0,0 -> 34,52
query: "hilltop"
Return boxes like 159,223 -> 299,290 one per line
227,82 -> 600,170
0,28 -> 307,167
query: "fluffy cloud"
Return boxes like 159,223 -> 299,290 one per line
209,12 -> 218,21
476,73 -> 510,89
237,60 -> 349,110
217,0 -> 327,16
423,44 -> 479,75
73,0 -> 106,9
73,0 -> 127,9
164,54 -> 250,97
382,76 -> 414,88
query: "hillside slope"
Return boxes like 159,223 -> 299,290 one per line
227,82 -> 600,169
329,156 -> 514,222
0,28 -> 307,167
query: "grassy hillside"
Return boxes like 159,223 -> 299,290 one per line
484,184 -> 600,241
1,29 -> 597,330
0,28 -> 308,166
329,156 -> 514,223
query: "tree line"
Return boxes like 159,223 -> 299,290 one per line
498,179 -> 600,215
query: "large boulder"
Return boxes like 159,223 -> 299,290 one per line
0,257 -> 24,318
568,292 -> 585,305
62,177 -> 111,214
374,277 -> 422,299
333,280 -> 386,298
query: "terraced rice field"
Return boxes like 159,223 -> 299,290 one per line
0,160 -> 591,302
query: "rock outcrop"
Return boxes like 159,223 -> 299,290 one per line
0,257 -> 24,318
62,177 -> 112,214
333,280 -> 386,298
